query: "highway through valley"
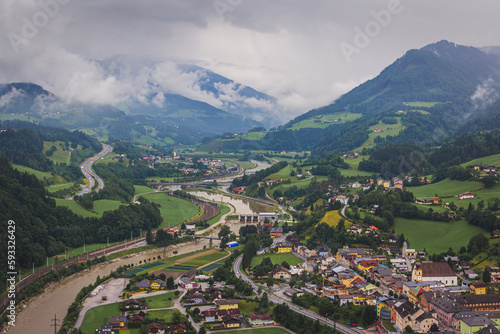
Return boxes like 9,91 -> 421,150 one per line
77,143 -> 113,196
233,255 -> 361,334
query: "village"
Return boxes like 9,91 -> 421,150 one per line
86,214 -> 500,334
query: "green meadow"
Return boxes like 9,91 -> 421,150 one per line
394,217 -> 486,254
140,192 -> 199,229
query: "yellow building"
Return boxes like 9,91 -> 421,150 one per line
150,279 -> 166,290
470,282 -> 487,295
276,242 -> 292,253
216,299 -> 240,311
357,260 -> 378,274
341,275 -> 364,288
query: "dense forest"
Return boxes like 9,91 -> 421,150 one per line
0,154 -> 162,291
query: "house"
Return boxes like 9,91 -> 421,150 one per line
147,322 -> 167,334
248,314 -> 274,326
222,315 -> 243,328
271,266 -> 291,280
203,310 -> 217,322
270,227 -> 283,238
394,301 -> 438,333
136,279 -> 152,290
459,192 -> 475,200
464,270 -> 479,280
124,299 -> 140,308
276,242 -> 292,253
215,299 -> 240,310
493,230 -> 500,238
150,279 -> 167,290
459,316 -> 497,334
167,324 -> 187,334
470,282 -> 487,295
316,246 -> 330,256
358,260 -> 378,274
349,224 -> 363,234
412,262 -> 458,286
430,296 -> 468,327
130,315 -> 144,322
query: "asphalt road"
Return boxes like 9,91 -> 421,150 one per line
77,143 -> 113,196
233,255 -> 361,334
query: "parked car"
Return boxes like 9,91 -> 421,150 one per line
351,323 -> 357,327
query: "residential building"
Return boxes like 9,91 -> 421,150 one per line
222,315 -> 243,328
460,316 -> 496,334
358,260 -> 378,274
470,282 -> 488,295
430,295 -> 468,327
271,266 -> 291,280
270,227 -> 283,238
459,192 -> 475,200
215,299 -> 240,311
394,301 -> 438,333
248,314 -> 274,326
276,242 -> 292,253
147,323 -> 166,334
456,294 -> 500,311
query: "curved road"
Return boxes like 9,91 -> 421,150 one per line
233,255 -> 361,334
78,143 -> 113,196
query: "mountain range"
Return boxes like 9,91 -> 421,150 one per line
0,56 -> 283,145
3,41 -> 500,152
201,40 -> 500,154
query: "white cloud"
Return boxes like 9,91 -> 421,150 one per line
0,0 -> 499,122
0,87 -> 24,107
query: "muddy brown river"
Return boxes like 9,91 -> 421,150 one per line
7,240 -> 211,334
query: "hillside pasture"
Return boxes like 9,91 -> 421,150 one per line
460,153 -> 500,168
394,217 -> 486,254
408,178 -> 483,199
289,112 -> 362,130
141,192 -> 199,229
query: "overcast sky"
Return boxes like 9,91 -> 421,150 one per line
1,0 -> 500,122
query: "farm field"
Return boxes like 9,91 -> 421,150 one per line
250,253 -> 303,268
318,210 -> 352,229
43,141 -> 72,164
354,118 -> 403,151
12,164 -> 53,180
141,192 -> 199,229
239,132 -> 267,140
80,303 -> 121,334
460,153 -> 500,168
405,102 -> 441,107
53,198 -> 98,218
289,112 -> 362,130
408,178 -> 483,199
394,217 -> 486,254
46,182 -> 74,193
133,185 -> 153,196
129,249 -> 219,276
181,250 -> 229,267
93,200 -> 124,215
269,175 -> 329,196
452,183 -> 500,209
